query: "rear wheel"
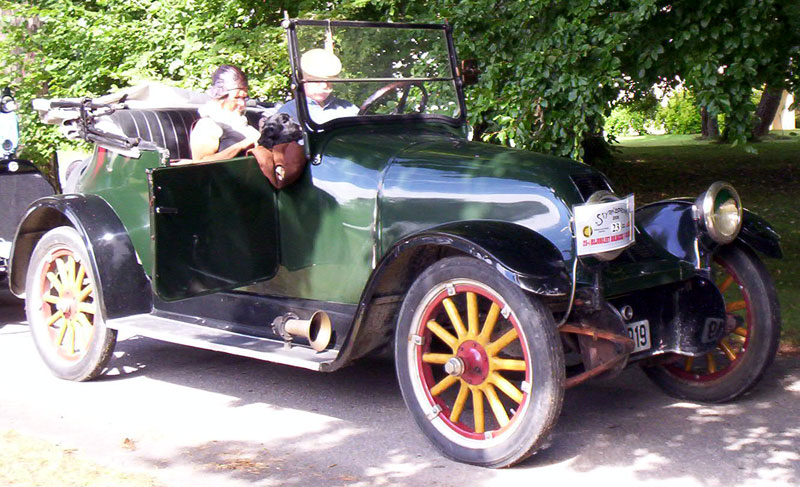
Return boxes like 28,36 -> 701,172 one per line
396,257 -> 564,467
643,244 -> 780,402
26,226 -> 116,381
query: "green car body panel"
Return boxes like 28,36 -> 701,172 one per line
76,121 -> 692,305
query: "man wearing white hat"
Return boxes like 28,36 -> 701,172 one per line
278,49 -> 358,124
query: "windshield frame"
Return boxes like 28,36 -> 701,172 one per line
283,19 -> 468,135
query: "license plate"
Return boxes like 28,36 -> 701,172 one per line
573,194 -> 635,257
625,319 -> 651,353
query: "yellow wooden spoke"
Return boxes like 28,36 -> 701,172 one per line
76,314 -> 94,349
66,255 -> 76,287
443,298 -> 468,339
486,328 -> 518,356
467,292 -> 479,336
56,320 -> 69,346
472,388 -> 485,434
46,310 -> 64,326
430,374 -> 459,397
490,372 -> 523,404
706,353 -> 717,374
74,263 -> 86,288
484,384 -> 510,427
76,312 -> 94,330
491,357 -> 527,371
719,338 -> 738,361
422,353 -> 452,365
479,303 -> 500,341
426,320 -> 458,351
450,382 -> 470,423
726,300 -> 746,313
68,323 -> 76,354
733,326 -> 748,337
684,356 -> 694,372
46,271 -> 64,294
55,258 -> 70,291
77,302 -> 96,316
77,284 -> 93,302
42,293 -> 60,305
718,275 -> 735,293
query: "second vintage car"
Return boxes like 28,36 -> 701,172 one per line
8,20 -> 781,467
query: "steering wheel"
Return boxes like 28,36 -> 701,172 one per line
358,81 -> 429,115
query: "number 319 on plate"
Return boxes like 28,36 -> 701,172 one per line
625,319 -> 651,353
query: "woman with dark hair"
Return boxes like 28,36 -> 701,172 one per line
190,65 -> 260,162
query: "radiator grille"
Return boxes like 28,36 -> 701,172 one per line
570,173 -> 611,201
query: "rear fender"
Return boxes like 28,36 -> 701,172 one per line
9,194 -> 152,319
637,199 -> 782,261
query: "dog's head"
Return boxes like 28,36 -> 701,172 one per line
258,112 -> 303,149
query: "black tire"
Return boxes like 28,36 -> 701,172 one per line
643,243 -> 780,403
395,257 -> 565,468
25,226 -> 117,381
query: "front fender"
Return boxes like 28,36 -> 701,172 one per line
391,221 -> 572,296
637,199 -> 782,261
323,220 -> 571,371
9,194 -> 152,319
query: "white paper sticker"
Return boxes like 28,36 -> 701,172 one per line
574,194 -> 635,256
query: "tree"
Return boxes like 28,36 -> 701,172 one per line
621,1 -> 800,146
0,0 -> 354,168
2,0 -> 799,168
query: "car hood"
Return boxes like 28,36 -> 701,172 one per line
393,135 -> 604,202
378,134 -> 610,259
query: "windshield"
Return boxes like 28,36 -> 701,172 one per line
288,21 -> 464,128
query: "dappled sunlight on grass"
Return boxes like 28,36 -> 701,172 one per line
600,134 -> 800,346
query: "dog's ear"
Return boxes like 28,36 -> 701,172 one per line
258,115 -> 268,132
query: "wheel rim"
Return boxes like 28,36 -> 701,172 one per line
34,247 -> 97,361
665,255 -> 750,381
409,280 -> 531,445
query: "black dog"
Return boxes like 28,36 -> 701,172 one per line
257,112 -> 303,149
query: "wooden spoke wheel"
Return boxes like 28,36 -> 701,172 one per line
643,244 -> 780,403
26,227 -> 116,381
396,257 -> 564,467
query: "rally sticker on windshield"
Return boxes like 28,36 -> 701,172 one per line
574,194 -> 635,256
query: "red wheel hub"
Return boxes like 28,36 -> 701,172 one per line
456,340 -> 489,385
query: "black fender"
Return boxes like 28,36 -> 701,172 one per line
384,221 -> 572,296
636,199 -> 782,261
9,194 -> 152,319
322,220 -> 570,371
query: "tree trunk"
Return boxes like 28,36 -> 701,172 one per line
582,132 -> 613,164
752,86 -> 783,138
701,107 -> 719,139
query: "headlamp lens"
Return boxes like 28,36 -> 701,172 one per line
699,182 -> 742,244
714,196 -> 740,239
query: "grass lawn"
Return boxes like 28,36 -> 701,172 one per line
596,131 -> 800,348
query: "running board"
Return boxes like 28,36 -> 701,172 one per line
107,313 -> 338,371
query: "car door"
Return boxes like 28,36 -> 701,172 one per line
149,158 -> 279,300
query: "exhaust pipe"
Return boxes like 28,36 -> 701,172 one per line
272,311 -> 332,352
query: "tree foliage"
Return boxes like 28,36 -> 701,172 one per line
1,0 -> 798,169
655,91 -> 702,135
0,0 -> 370,168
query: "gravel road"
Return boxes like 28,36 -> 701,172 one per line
1,297 -> 798,487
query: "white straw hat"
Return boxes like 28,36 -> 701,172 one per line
300,49 -> 342,79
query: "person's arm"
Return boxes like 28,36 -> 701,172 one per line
190,119 -> 256,162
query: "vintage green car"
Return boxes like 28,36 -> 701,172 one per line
8,20 -> 782,467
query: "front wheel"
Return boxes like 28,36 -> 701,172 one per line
25,226 -> 117,381
643,243 -> 780,402
395,257 -> 564,467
